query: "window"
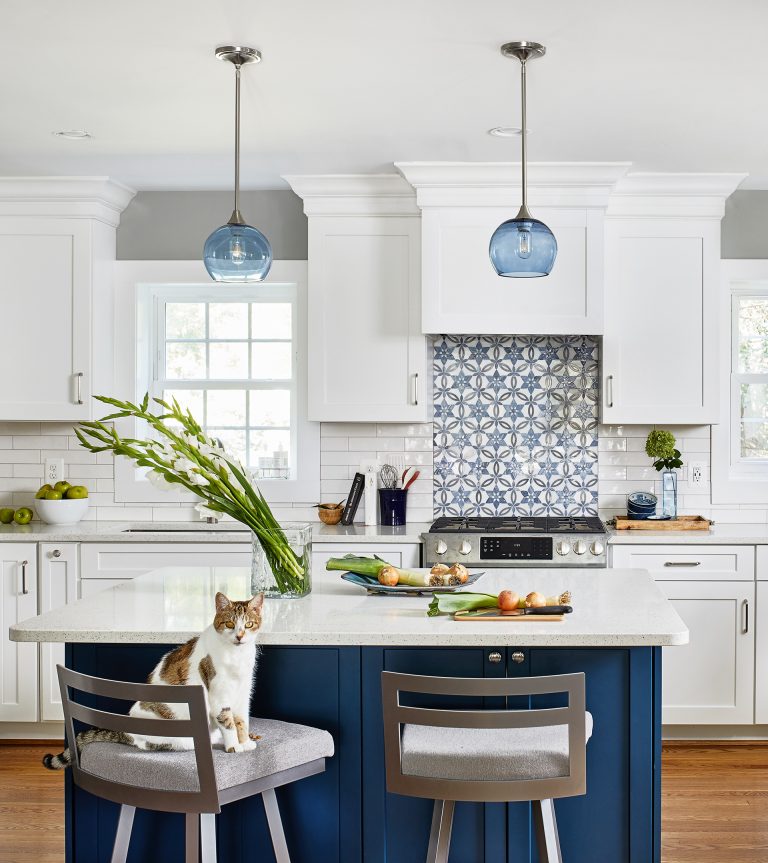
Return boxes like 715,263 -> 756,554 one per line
111,261 -> 319,504
712,261 -> 768,503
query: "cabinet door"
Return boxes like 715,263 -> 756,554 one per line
610,544 -> 754,581
754,582 -> 768,723
0,545 -> 38,721
657,581 -> 754,724
602,218 -> 719,424
0,218 -> 92,420
307,216 -> 427,422
79,542 -> 253,580
39,543 -> 79,721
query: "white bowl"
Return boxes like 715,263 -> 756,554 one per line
35,497 -> 89,525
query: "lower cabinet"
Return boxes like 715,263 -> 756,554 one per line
0,544 -> 38,721
754,581 -> 768,724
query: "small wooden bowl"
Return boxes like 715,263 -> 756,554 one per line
317,505 -> 344,525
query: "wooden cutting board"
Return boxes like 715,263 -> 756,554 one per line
614,515 -> 712,531
454,610 -> 565,622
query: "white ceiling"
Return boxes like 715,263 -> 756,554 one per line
1,0 -> 765,191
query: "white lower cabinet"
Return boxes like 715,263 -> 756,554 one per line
0,545 -> 38,721
755,581 -> 768,724
656,580 -> 754,725
38,544 -> 78,722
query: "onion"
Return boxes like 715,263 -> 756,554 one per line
525,591 -> 547,608
378,566 -> 400,587
430,564 -> 450,576
448,563 -> 470,583
498,590 -> 520,611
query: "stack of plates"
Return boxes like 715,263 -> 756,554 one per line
627,491 -> 657,519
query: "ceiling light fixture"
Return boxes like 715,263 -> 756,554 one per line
489,41 -> 557,278
203,45 -> 272,283
52,130 -> 92,140
488,127 -> 524,137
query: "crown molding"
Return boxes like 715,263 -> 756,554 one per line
282,174 -> 418,216
607,172 -> 748,218
0,177 -> 136,226
395,161 -> 632,208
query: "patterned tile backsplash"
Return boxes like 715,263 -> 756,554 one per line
433,335 -> 599,517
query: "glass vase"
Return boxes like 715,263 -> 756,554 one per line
251,522 -> 312,598
660,470 -> 678,519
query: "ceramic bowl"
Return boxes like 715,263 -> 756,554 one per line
627,491 -> 658,508
35,498 -> 89,525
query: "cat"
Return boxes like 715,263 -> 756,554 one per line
43,591 -> 263,770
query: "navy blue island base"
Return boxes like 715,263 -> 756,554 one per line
64,642 -> 662,863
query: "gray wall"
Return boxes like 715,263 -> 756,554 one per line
723,190 -> 768,258
117,190 -> 308,260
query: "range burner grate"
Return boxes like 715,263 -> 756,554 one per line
429,515 -> 604,534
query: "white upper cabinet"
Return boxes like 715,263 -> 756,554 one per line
0,178 -> 134,421
284,175 -> 427,422
601,174 -> 744,424
395,162 -> 630,335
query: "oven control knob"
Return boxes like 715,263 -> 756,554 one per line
555,541 -> 571,556
573,539 -> 588,555
435,539 -> 448,556
590,540 -> 605,556
458,540 -> 472,556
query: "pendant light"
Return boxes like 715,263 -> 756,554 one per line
203,46 -> 273,282
489,41 -> 557,278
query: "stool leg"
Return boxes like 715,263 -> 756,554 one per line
262,788 -> 291,863
533,799 -> 562,863
426,799 -> 455,863
110,804 -> 135,863
200,813 -> 217,863
185,813 -> 200,863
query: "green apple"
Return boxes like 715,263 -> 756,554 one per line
35,484 -> 53,499
64,485 -> 88,500
44,490 -> 63,500
53,481 -> 72,494
0,508 -> 14,524
13,507 -> 32,525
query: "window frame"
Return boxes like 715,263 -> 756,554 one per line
712,260 -> 768,503
111,260 -> 319,504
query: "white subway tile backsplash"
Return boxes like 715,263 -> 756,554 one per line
0,437 -> 12,449
13,435 -> 68,450
12,464 -> 44,479
349,437 -> 403,451
320,465 -> 349,480
322,423 -> 377,438
378,423 -> 432,437
599,439 -> 627,452
0,423 -> 41,436
1,450 -> 41,464
320,438 -> 349,452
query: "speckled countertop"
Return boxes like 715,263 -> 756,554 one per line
606,523 -> 768,545
9,567 -> 688,647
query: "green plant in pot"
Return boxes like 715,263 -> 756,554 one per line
645,429 -> 683,518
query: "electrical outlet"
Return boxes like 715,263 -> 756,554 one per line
689,461 -> 706,488
44,458 -> 65,485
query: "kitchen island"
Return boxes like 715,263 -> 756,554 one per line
11,567 -> 686,863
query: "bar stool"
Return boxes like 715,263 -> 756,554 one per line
382,671 -> 591,863
58,665 -> 334,863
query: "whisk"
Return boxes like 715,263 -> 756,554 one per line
379,464 -> 399,490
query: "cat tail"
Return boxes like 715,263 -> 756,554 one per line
42,729 -> 135,770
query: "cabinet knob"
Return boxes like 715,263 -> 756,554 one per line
488,651 -> 502,664
511,651 -> 525,664
51,549 -> 62,558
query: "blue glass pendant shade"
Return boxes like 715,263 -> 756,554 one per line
489,216 -> 557,278
203,221 -> 273,282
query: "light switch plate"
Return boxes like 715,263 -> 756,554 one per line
44,457 -> 64,486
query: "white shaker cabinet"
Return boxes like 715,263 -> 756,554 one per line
0,545 -> 38,721
38,543 -> 78,722
0,178 -> 134,421
284,176 -> 427,423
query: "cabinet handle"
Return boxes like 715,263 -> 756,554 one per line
488,651 -> 502,664
663,561 -> 701,567
411,373 -> 419,406
511,651 -> 525,664
20,560 -> 29,595
743,599 -> 749,635
74,372 -> 84,405
606,374 -> 614,408
51,549 -> 62,559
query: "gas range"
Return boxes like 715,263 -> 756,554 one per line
422,516 -> 607,568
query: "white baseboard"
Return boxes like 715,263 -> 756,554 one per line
0,722 -> 64,741
663,724 -> 768,740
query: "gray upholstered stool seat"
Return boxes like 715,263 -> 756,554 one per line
401,712 -> 593,782
81,717 -> 334,793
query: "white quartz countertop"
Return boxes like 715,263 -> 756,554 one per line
10,567 -> 688,648
607,523 -> 768,545
0,521 -> 431,544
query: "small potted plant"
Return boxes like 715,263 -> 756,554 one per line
645,429 -> 683,518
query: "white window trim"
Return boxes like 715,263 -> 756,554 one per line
111,260 -> 319,504
712,259 -> 768,503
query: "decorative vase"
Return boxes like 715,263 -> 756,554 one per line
251,523 -> 312,598
660,470 -> 678,518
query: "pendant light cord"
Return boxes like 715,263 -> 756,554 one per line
229,62 -> 244,225
518,57 -> 531,220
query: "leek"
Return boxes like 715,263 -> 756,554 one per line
427,592 -> 498,617
325,555 -> 392,579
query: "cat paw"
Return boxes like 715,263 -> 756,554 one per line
241,739 -> 258,751
225,743 -> 246,753
248,733 -> 262,741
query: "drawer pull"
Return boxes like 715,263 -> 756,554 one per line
20,560 -> 29,595
663,561 -> 701,567
488,651 -> 502,664
743,599 -> 750,635
606,374 -> 614,408
511,651 -> 525,664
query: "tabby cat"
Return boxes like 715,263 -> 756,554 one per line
43,591 -> 263,769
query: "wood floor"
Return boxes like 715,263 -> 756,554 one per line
0,742 -> 767,862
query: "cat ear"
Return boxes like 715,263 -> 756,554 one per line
215,592 -> 231,612
248,594 -> 264,611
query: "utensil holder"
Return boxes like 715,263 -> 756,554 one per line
378,489 -> 407,526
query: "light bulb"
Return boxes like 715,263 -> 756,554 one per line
230,237 -> 246,265
517,226 -> 532,259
